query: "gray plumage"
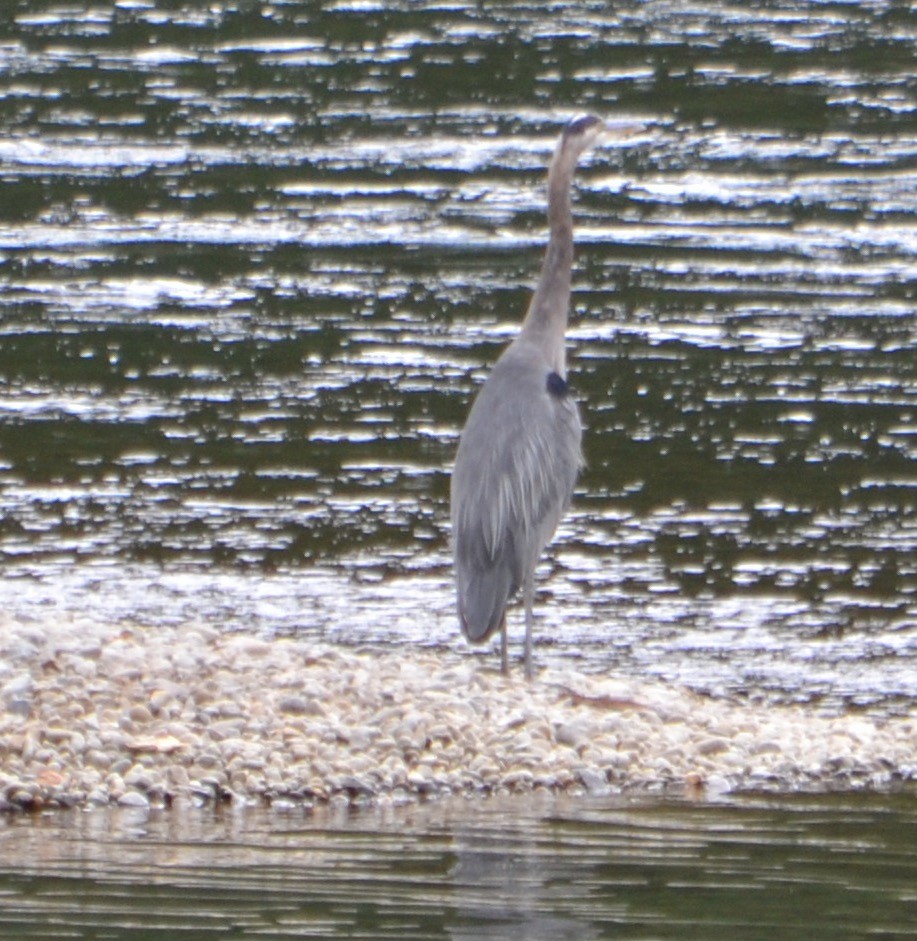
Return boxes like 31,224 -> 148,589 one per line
450,114 -> 604,678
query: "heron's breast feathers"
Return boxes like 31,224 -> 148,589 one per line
453,388 -> 581,567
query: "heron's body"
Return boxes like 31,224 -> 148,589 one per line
450,115 -> 603,678
451,340 -> 582,643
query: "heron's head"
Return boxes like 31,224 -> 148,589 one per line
562,114 -> 605,158
562,113 -> 645,160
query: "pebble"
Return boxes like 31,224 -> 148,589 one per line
0,615 -> 914,813
118,790 -> 151,809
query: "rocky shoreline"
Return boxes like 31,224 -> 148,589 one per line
1,618 -> 915,813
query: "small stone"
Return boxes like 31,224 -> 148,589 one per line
752,739 -> 782,756
148,689 -> 175,714
209,719 -> 245,741
501,769 -> 534,790
555,719 -> 591,749
111,757 -> 132,776
2,672 -> 33,701
37,769 -> 66,789
43,727 -> 72,745
118,791 -> 150,810
194,752 -> 221,770
578,768 -> 608,793
9,785 -> 40,809
407,768 -> 437,794
335,774 -> 374,797
86,749 -> 113,770
278,696 -> 322,716
126,734 -> 185,755
698,737 -> 731,756
168,766 -> 190,788
87,788 -> 110,806
124,765 -> 155,790
128,705 -> 154,724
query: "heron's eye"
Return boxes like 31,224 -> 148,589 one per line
546,371 -> 568,397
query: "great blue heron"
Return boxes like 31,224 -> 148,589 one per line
450,114 -> 607,679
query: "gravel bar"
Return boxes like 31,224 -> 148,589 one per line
1,618 -> 915,812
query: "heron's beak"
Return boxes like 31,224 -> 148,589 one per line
600,118 -> 649,142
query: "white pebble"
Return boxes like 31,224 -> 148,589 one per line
118,790 -> 150,810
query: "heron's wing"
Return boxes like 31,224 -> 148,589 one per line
450,346 -> 582,641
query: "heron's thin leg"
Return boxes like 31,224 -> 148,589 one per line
500,615 -> 508,674
523,573 -> 535,680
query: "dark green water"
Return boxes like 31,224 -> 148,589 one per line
3,0 -> 914,707
1,793 -> 916,940
0,2 -> 915,934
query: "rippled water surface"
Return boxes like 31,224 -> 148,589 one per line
2,3 -> 916,937
1,793 -> 917,940
1,1 -> 916,713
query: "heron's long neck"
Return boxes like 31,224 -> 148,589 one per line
519,142 -> 576,374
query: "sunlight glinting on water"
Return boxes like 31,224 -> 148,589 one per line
1,0 -> 915,714
1,4 -> 916,937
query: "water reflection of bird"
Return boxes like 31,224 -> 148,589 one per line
450,115 -> 608,679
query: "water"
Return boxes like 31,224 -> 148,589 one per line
1,793 -> 916,940
2,1 -> 915,710
0,3 -> 915,933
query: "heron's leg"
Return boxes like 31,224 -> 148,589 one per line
523,572 -> 535,681
500,614 -> 508,674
